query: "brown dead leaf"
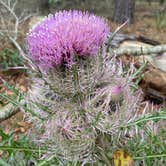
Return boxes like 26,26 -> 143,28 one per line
19,85 -> 27,92
20,127 -> 26,133
140,67 -> 166,103
15,121 -> 30,133
14,126 -> 27,134
6,90 -> 14,96
17,121 -> 28,127
14,128 -> 21,133
17,121 -> 29,128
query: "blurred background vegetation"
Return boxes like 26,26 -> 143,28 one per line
15,0 -> 166,16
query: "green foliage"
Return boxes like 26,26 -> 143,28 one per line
48,0 -> 61,5
0,48 -> 24,70
155,10 -> 166,30
126,129 -> 166,165
0,129 -> 39,166
0,128 -> 83,166
104,108 -> 166,165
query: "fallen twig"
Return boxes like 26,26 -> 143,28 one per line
115,44 -> 166,56
0,103 -> 19,122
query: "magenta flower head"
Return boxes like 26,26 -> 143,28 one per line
26,10 -> 109,71
110,85 -> 123,102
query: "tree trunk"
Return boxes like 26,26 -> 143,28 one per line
113,0 -> 135,24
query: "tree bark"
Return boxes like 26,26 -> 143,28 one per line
113,0 -> 135,24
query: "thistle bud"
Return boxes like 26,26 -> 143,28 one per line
111,85 -> 123,102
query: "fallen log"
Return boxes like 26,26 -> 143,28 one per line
115,45 -> 166,56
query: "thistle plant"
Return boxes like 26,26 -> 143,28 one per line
25,10 -> 144,163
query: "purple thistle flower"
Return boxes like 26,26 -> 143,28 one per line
26,10 -> 109,71
111,85 -> 123,102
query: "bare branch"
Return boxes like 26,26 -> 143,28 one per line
11,0 -> 17,11
0,0 -> 19,40
0,66 -> 28,71
0,0 -> 37,70
0,103 -> 19,122
19,13 -> 35,24
9,36 -> 37,70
